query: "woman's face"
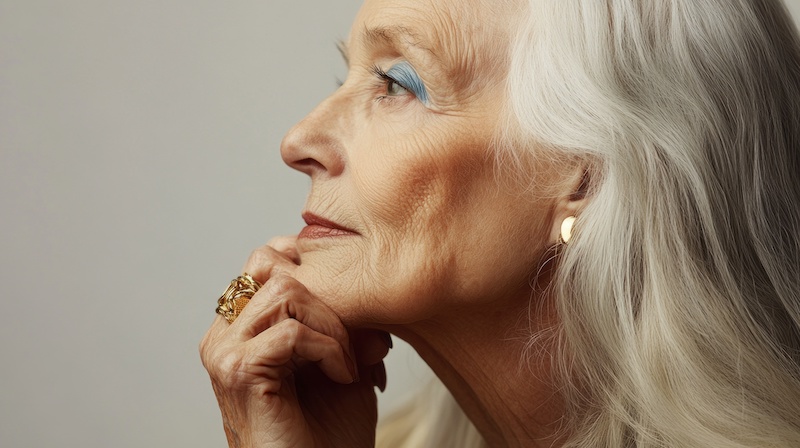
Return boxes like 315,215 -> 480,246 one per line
282,0 -> 568,326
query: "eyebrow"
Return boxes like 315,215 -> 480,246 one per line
339,25 -> 444,74
363,25 -> 430,53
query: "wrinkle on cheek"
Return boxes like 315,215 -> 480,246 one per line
362,128 -> 489,233
356,153 -> 444,233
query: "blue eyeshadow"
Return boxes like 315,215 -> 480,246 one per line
386,61 -> 430,104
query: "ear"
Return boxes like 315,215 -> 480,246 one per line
550,164 -> 591,244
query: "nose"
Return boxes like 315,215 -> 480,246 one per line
280,95 -> 347,178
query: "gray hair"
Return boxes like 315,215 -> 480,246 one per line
505,0 -> 800,445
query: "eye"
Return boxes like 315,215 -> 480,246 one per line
371,66 -> 410,100
386,78 -> 408,96
371,61 -> 429,104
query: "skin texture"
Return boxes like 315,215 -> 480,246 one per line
201,239 -> 392,447
201,0 -> 588,446
286,0 -> 567,327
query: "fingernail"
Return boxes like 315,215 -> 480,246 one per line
382,332 -> 393,349
348,341 -> 360,383
344,351 -> 359,383
372,363 -> 387,393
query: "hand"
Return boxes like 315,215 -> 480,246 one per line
200,237 -> 391,447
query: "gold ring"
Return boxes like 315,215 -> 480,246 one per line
216,273 -> 262,323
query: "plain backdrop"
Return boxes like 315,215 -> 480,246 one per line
0,1 -> 431,447
1,1 -> 799,447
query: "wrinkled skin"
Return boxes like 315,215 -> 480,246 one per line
200,238 -> 391,447
201,0 -> 584,445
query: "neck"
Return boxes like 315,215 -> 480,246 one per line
387,290 -> 566,447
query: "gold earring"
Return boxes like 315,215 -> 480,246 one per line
559,216 -> 576,244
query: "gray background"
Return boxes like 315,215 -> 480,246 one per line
0,1 -> 431,447
1,1 -> 798,447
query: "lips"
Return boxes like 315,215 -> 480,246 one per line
298,212 -> 359,239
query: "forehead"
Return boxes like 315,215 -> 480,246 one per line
348,0 -> 523,90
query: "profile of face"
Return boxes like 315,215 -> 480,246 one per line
281,0 -> 581,327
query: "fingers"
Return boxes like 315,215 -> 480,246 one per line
202,237 -> 391,398
199,315 -> 229,360
368,361 -> 387,393
350,330 -> 391,393
247,318 -> 357,388
351,330 -> 392,367
242,244 -> 298,285
202,311 -> 357,385
210,273 -> 358,389
201,319 -> 357,397
267,235 -> 300,263
232,275 -> 352,357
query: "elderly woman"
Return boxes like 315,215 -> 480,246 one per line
200,0 -> 800,446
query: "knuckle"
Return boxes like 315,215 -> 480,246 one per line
210,350 -> 246,384
266,235 -> 290,248
266,274 -> 298,297
198,329 -> 217,365
198,338 -> 209,360
277,319 -> 304,348
246,245 -> 278,268
255,383 -> 280,396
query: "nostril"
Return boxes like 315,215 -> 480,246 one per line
292,158 -> 326,173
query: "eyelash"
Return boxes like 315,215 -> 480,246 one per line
370,65 -> 409,103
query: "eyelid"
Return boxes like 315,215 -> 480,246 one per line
385,61 -> 430,105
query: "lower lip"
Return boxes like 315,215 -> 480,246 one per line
298,225 -> 357,239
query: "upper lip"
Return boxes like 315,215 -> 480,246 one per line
302,212 -> 359,234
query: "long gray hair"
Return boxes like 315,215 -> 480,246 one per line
506,0 -> 800,445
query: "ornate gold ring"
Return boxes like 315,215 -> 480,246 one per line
215,273 -> 262,324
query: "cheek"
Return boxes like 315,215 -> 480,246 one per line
295,126 -> 484,321
352,125 -> 478,231
293,118 -> 555,326
347,126 -> 524,309
292,122 -> 481,326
